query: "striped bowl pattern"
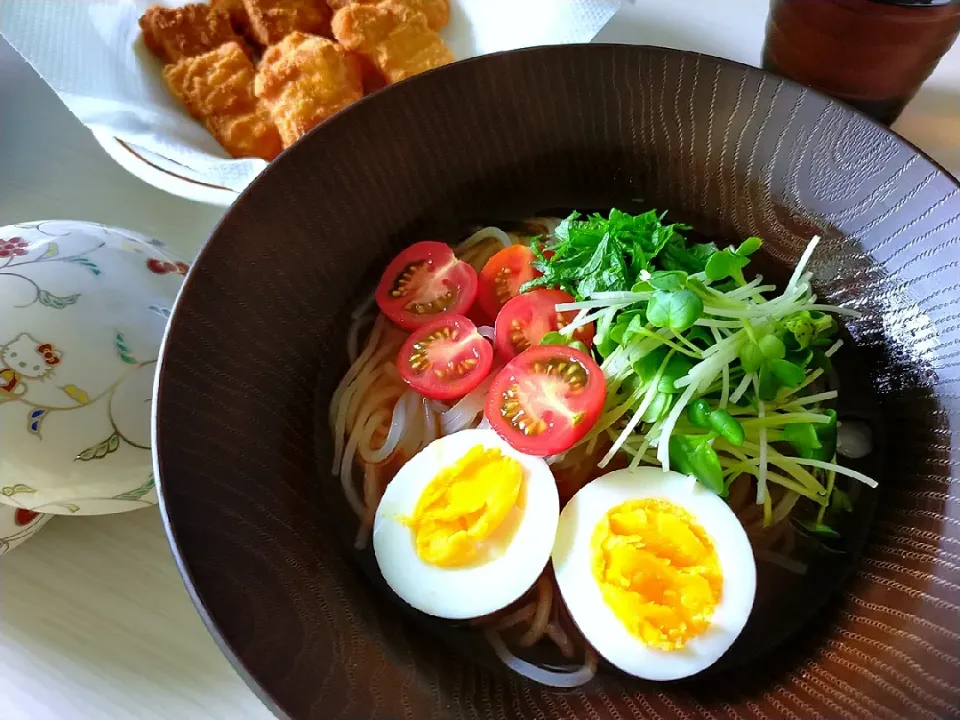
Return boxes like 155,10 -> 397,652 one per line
154,45 -> 960,720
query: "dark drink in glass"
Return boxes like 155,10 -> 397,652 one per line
763,0 -> 960,125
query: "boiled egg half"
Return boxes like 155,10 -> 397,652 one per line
552,467 -> 756,681
373,428 -> 560,619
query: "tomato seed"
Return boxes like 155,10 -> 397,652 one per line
389,261 -> 428,298
499,385 -> 548,436
509,320 -> 530,353
407,326 -> 463,375
405,290 -> 456,315
495,267 -> 513,305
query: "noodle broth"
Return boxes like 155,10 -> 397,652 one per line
323,216 -> 883,685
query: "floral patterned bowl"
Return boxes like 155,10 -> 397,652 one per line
0,221 -> 187,515
0,505 -> 53,554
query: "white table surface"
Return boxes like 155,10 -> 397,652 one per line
1,2 -> 957,719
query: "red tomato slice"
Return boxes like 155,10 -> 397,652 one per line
397,315 -> 493,401
477,245 -> 541,319
485,345 -> 606,456
494,289 -> 595,360
375,241 -> 478,330
466,302 -> 495,329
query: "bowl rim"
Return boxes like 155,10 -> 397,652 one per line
152,42 -> 960,720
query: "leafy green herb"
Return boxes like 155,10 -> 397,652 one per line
620,314 -> 652,346
658,354 -> 695,393
593,308 -> 620,358
669,435 -> 724,493
516,207 -> 873,540
540,331 -> 589,356
737,237 -> 763,256
709,409 -> 745,446
759,334 -> 785,360
540,331 -> 566,346
685,325 -> 714,348
830,487 -> 853,513
647,270 -> 688,292
782,310 -> 836,350
739,342 -> 764,374
787,348 -> 814,369
705,249 -> 750,284
522,209 -> 690,299
782,410 -> 837,461
769,358 -> 805,387
740,332 -> 804,398
659,237 -> 717,274
812,410 -> 838,461
781,423 -> 821,456
796,519 -> 841,538
704,238 -> 762,285
685,400 -> 744,445
632,346 -> 669,383
646,289 -> 703,332
757,366 -> 781,401
687,399 -> 713,428
643,392 -> 672,423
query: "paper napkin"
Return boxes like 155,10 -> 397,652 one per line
0,0 -> 621,195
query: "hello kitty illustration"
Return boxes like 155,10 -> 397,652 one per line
0,333 -> 62,397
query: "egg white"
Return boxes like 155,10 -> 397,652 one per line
552,467 -> 756,681
373,428 -> 560,620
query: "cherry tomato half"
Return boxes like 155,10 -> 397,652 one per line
477,245 -> 541,319
494,289 -> 595,360
397,315 -> 493,401
375,241 -> 478,330
485,345 -> 606,456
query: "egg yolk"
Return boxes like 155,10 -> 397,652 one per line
590,498 -> 723,650
403,445 -> 524,567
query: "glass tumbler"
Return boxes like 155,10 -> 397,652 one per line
763,0 -> 960,125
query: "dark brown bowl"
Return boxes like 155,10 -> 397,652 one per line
154,45 -> 960,720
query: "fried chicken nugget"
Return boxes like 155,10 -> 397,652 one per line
326,0 -> 449,32
352,51 -> 388,94
139,3 -> 239,63
163,42 -> 282,160
210,0 -> 253,39
255,32 -> 364,148
240,0 -> 331,46
332,2 -> 453,84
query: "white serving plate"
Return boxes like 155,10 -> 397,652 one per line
93,131 -> 238,208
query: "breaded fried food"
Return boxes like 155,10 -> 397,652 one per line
255,32 -> 364,147
240,0 -> 331,45
331,2 -> 453,84
163,42 -> 282,160
326,0 -> 450,32
139,3 -> 239,63
210,0 -> 253,39
351,51 -> 387,94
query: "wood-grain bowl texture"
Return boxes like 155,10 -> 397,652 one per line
154,45 -> 960,720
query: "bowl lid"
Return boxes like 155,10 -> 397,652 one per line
1,221 -> 185,515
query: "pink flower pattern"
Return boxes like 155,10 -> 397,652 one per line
0,237 -> 29,258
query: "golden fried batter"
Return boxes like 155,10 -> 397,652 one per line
240,0 -> 331,45
163,42 -> 282,160
326,0 -> 450,32
210,0 -> 254,39
331,2 -> 453,84
139,3 -> 239,63
351,51 -> 388,94
255,32 -> 364,147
